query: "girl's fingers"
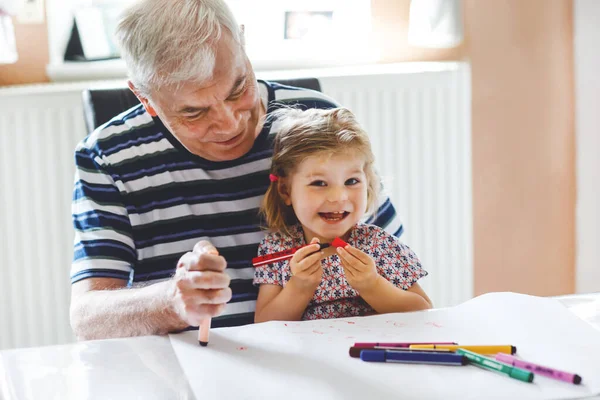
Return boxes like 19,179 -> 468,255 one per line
306,262 -> 322,275
341,261 -> 356,278
291,243 -> 322,262
339,246 -> 371,265
336,247 -> 361,270
298,250 -> 325,270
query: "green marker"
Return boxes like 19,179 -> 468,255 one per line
457,348 -> 534,383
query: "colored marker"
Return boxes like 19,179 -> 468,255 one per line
457,349 -> 533,383
331,237 -> 348,248
252,242 -> 334,267
496,353 -> 582,385
360,349 -> 467,366
349,346 -> 451,358
410,344 -> 516,355
354,341 -> 458,348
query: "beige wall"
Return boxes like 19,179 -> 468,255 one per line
372,0 -> 575,296
464,0 -> 575,296
0,1 -> 576,296
0,17 -> 49,86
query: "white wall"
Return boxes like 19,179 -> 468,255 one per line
574,0 -> 600,293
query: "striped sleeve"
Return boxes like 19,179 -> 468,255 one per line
364,193 -> 404,238
71,145 -> 135,284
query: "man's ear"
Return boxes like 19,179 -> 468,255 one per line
128,81 -> 158,117
278,180 -> 292,206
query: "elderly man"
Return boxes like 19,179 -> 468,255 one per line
70,0 -> 404,340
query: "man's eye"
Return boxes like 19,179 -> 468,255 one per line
185,111 -> 205,120
309,180 -> 327,187
228,86 -> 246,100
345,178 -> 360,185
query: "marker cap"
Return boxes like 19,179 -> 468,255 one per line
509,368 -> 534,383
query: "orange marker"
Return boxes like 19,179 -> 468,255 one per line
409,344 -> 516,355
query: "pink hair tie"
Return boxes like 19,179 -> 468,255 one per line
269,174 -> 279,182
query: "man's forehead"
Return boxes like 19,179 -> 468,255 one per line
155,33 -> 248,103
157,64 -> 247,111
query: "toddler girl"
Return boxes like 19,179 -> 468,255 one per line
253,107 -> 432,322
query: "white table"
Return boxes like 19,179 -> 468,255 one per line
1,293 -> 599,400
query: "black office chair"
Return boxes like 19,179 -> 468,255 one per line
82,78 -> 322,133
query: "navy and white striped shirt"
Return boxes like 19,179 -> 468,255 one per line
71,80 -> 404,328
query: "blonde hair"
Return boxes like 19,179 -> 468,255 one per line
115,0 -> 243,98
262,107 -> 380,236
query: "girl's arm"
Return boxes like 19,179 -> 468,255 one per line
254,241 -> 325,323
254,279 -> 316,322
359,279 -> 432,313
337,246 -> 432,314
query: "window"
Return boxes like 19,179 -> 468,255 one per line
46,0 -> 375,80
227,0 -> 375,70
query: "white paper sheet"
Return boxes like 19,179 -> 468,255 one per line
169,292 -> 600,400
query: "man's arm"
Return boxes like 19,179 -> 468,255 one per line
70,243 -> 232,341
70,278 -> 186,340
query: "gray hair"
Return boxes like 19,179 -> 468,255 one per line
115,0 -> 243,98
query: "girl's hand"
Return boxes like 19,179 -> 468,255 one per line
337,245 -> 380,293
289,237 -> 324,290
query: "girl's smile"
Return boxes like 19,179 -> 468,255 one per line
281,150 -> 368,243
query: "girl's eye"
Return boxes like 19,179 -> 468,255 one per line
309,180 -> 327,187
345,178 -> 360,185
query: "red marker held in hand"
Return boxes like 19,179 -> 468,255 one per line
252,237 -> 348,267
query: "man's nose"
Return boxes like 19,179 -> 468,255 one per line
327,185 -> 349,203
211,103 -> 240,134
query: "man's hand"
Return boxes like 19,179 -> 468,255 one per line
171,240 -> 232,326
336,245 -> 380,294
289,237 -> 325,290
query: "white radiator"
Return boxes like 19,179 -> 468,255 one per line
0,63 -> 472,350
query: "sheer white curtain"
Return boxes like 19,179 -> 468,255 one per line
408,0 -> 463,48
0,0 -> 18,64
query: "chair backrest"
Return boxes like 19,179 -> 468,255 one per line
82,78 -> 322,133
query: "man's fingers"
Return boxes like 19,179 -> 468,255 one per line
186,270 -> 231,289
179,251 -> 227,272
184,303 -> 227,325
195,288 -> 233,304
193,240 -> 219,256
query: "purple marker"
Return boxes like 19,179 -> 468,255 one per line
354,341 -> 457,348
495,353 -> 582,385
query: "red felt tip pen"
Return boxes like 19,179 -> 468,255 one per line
252,237 -> 348,267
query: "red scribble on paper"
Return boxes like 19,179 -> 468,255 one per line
426,322 -> 443,328
313,330 -> 325,334
284,323 -> 288,326
236,347 -> 248,351
347,321 -> 355,325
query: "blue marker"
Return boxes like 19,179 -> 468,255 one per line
360,349 -> 467,366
